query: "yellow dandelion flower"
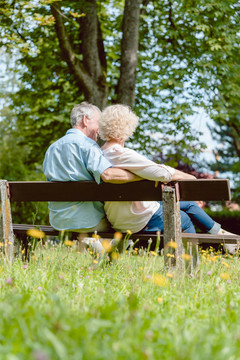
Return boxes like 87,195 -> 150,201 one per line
8,242 -> 13,245
114,232 -> 122,240
64,240 -> 74,247
26,229 -> 45,238
209,256 -> 217,262
167,241 -> 178,249
92,233 -> 100,239
0,242 -> 3,247
126,229 -> 132,235
157,297 -> 163,303
93,260 -> 98,264
222,261 -> 230,268
220,273 -> 230,280
101,240 -> 113,253
111,252 -> 119,260
21,250 -> 25,254
152,274 -> 168,287
150,251 -> 158,256
167,253 -> 175,258
182,254 -> 191,261
166,273 -> 173,278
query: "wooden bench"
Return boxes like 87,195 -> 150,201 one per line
0,179 -> 239,269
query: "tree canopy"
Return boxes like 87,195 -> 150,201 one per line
0,0 -> 240,199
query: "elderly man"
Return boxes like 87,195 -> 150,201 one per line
43,102 -> 141,232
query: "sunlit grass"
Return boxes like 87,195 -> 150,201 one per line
0,237 -> 240,359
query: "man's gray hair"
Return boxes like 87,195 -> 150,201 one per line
70,102 -> 101,127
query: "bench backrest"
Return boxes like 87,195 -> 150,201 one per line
8,179 -> 231,202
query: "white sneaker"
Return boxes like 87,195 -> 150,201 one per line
223,243 -> 238,255
218,229 -> 240,255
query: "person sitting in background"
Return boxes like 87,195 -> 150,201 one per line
98,104 -> 239,254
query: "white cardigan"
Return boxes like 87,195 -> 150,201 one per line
102,144 -> 175,233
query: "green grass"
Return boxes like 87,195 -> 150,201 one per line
0,240 -> 240,360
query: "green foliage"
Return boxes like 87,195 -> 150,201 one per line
0,245 -> 240,359
204,208 -> 240,234
0,0 -> 240,203
205,209 -> 240,221
0,0 -> 221,160
0,108 -> 49,224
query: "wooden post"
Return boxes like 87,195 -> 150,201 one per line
0,180 -> 14,261
162,184 -> 183,269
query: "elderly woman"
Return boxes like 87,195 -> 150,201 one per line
98,104 -> 238,254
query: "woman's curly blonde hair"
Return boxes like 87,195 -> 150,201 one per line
98,104 -> 139,142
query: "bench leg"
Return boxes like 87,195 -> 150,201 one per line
0,180 -> 15,261
162,185 -> 183,270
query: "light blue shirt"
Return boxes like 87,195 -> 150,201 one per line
43,128 -> 112,230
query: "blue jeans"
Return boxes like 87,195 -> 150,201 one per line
143,201 -> 221,234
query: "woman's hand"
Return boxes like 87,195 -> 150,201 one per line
171,169 -> 196,181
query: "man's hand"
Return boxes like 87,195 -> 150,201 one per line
101,168 -> 143,183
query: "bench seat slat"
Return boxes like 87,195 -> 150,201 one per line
12,224 -> 239,244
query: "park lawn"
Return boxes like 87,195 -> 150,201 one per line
0,240 -> 240,360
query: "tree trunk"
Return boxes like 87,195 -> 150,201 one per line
79,0 -> 108,108
231,123 -> 240,158
51,1 -> 108,109
52,0 -> 141,109
117,0 -> 141,107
